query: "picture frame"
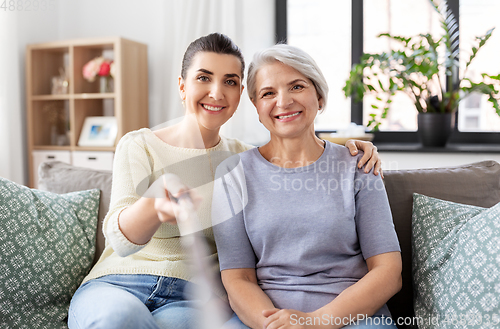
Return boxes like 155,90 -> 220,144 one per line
78,116 -> 118,147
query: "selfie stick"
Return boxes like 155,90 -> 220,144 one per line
162,174 -> 228,329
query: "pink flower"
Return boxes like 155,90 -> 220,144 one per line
82,61 -> 98,82
82,57 -> 113,82
82,57 -> 103,82
98,61 -> 111,76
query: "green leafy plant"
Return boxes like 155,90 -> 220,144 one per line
343,0 -> 500,131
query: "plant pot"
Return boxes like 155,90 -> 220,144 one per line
417,113 -> 454,147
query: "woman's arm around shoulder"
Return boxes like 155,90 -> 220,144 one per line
345,140 -> 383,178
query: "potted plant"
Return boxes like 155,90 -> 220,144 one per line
343,0 -> 500,146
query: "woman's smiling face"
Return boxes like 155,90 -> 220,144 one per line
179,51 -> 244,132
252,61 -> 323,139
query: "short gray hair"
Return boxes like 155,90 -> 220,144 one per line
247,44 -> 328,112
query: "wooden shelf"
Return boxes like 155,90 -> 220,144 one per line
30,93 -> 116,100
32,145 -> 116,152
33,145 -> 72,151
73,146 -> 116,152
31,94 -> 72,100
74,93 -> 115,99
26,37 -> 149,187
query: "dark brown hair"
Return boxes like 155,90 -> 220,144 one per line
181,33 -> 245,80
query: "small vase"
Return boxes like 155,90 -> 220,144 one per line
417,113 -> 454,147
99,76 -> 114,93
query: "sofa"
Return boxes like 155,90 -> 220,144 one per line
1,160 -> 499,328
383,160 -> 500,328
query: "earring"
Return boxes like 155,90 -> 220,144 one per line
182,100 -> 185,107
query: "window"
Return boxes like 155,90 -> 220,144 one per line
458,0 -> 500,132
363,0 -> 442,131
281,0 -> 500,143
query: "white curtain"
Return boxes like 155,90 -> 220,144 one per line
156,0 -> 271,145
0,11 -> 25,184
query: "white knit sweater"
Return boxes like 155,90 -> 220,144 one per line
82,128 -> 253,284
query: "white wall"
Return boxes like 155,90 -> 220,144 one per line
6,0 -> 274,184
0,8 -> 59,185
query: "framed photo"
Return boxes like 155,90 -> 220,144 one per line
78,116 -> 118,147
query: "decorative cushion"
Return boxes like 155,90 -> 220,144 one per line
37,161 -> 112,264
412,193 -> 500,328
0,177 -> 100,328
383,160 -> 500,323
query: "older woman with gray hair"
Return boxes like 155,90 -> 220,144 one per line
212,44 -> 402,329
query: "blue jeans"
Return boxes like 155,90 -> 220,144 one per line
224,313 -> 398,329
222,313 -> 250,328
68,274 -> 202,329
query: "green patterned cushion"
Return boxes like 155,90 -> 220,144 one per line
0,177 -> 99,329
412,193 -> 500,329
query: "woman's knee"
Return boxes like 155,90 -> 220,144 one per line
220,313 -> 250,329
151,300 -> 204,329
68,281 -> 158,329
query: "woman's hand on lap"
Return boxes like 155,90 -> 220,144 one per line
263,308 -> 319,329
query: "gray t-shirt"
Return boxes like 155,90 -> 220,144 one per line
212,141 -> 400,316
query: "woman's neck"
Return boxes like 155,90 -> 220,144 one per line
154,115 -> 221,149
259,130 -> 325,168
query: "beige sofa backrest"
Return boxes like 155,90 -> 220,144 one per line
38,160 -> 500,326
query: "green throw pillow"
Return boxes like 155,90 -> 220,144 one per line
412,193 -> 500,329
0,177 -> 100,329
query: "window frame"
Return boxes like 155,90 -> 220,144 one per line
276,0 -> 500,145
